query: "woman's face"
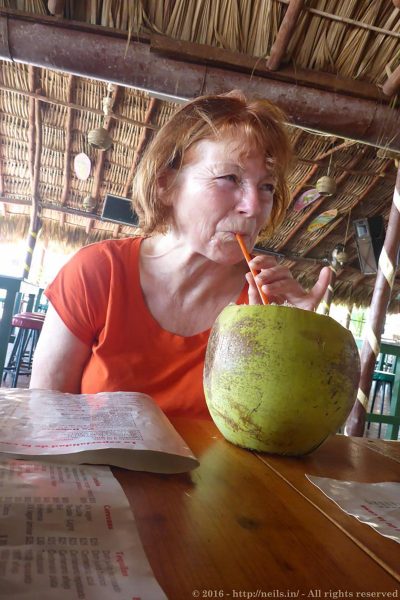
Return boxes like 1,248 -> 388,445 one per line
165,136 -> 276,264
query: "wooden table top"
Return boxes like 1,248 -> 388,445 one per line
114,420 -> 400,599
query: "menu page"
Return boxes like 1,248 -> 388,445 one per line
0,389 -> 198,473
0,457 -> 167,599
307,475 -> 400,543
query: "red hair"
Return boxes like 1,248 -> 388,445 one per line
132,91 -> 292,241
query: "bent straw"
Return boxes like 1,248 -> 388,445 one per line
235,233 -> 269,305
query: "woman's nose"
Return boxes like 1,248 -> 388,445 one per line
236,185 -> 263,216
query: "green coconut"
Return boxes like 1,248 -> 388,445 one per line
204,304 -> 360,456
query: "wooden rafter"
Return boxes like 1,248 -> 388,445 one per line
1,10 -> 399,150
267,0 -> 304,71
0,84 -> 158,131
28,66 -> 37,182
3,197 -> 106,221
59,74 -> 75,228
302,162 -> 393,258
277,142 -> 359,251
123,98 -> 160,198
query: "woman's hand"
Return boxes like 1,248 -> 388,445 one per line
245,254 -> 331,312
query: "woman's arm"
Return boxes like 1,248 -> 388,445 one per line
30,303 -> 92,393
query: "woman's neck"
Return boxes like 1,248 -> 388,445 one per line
139,233 -> 247,336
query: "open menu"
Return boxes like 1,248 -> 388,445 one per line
0,389 -> 199,473
0,457 -> 167,599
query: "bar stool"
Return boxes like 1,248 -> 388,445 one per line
3,312 -> 45,387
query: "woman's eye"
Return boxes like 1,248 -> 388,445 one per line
219,174 -> 238,184
261,183 -> 275,194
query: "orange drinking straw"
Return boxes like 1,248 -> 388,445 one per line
235,233 -> 269,305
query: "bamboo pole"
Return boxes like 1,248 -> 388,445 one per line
276,0 -> 400,39
345,165 -> 400,436
267,0 -> 304,71
24,96 -> 42,280
344,304 -> 354,330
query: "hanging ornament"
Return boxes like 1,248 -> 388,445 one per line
307,209 -> 338,233
316,176 -> 337,197
73,152 -> 91,180
87,84 -> 114,151
332,243 -> 348,265
87,127 -> 112,150
83,195 -> 96,212
294,188 -> 321,212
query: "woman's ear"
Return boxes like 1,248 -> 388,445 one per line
156,169 -> 175,206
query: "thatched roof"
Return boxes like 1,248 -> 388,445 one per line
0,0 -> 399,311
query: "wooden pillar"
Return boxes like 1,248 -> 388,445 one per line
23,207 -> 41,280
345,165 -> 400,436
25,69 -> 42,280
344,303 -> 353,330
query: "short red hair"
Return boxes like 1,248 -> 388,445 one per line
132,91 -> 292,242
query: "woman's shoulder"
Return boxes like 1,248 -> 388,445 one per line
73,236 -> 143,263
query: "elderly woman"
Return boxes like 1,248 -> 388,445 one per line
30,91 -> 330,418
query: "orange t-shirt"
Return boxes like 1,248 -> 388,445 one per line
45,237 -> 248,419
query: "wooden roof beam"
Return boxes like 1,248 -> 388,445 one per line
267,0 -> 304,71
303,161 -> 391,256
0,9 -> 399,151
123,97 -> 159,198
2,197 -> 108,221
276,142 -> 360,251
59,74 -> 74,229
301,162 -> 393,258
0,84 -> 158,131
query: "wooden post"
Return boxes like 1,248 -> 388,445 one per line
23,67 -> 42,279
344,303 -> 353,330
345,165 -> 400,436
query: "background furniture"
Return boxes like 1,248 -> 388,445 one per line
2,312 -> 45,387
0,275 -> 22,381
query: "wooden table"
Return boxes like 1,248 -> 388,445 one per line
115,420 -> 400,599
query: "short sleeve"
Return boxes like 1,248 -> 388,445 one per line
45,242 -> 112,346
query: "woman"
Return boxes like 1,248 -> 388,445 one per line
30,91 -> 330,418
